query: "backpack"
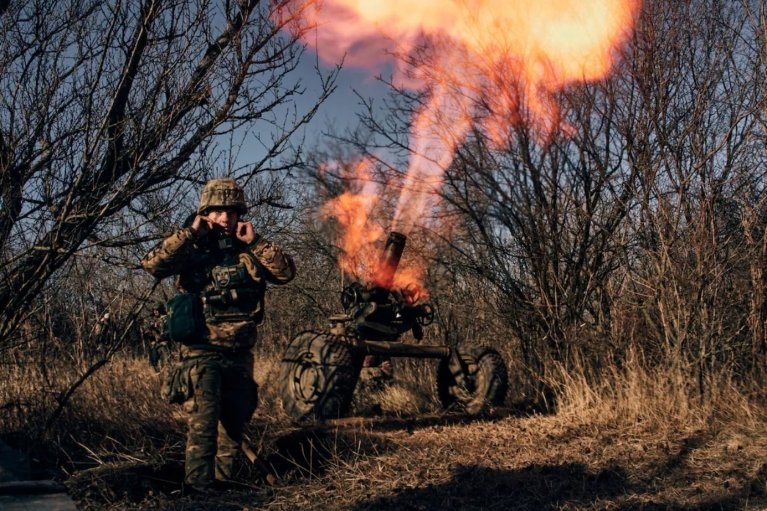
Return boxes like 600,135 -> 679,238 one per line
165,292 -> 205,345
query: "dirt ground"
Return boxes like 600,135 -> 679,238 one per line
63,407 -> 767,511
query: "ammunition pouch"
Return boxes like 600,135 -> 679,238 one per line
166,292 -> 205,345
161,360 -> 194,404
203,263 -> 265,323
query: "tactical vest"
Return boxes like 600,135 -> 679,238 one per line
179,239 -> 266,325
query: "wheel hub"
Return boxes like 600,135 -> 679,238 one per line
292,353 -> 325,404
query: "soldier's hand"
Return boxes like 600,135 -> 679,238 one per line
236,221 -> 257,244
190,215 -> 214,237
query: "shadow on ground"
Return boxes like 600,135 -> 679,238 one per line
326,407 -> 527,435
262,425 -> 396,480
255,408 -> 525,481
66,423 -> 398,510
354,462 -> 767,511
355,463 -> 628,511
57,414 -> 767,510
65,413 -> 506,509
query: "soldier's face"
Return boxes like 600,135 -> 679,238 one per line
207,208 -> 239,236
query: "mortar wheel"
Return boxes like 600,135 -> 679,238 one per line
279,332 -> 360,422
437,345 -> 508,415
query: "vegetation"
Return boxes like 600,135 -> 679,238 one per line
1,0 -> 767,509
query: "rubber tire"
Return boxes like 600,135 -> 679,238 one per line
279,331 -> 360,422
437,345 -> 508,415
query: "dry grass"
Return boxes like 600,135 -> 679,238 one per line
2,345 -> 767,510
250,413 -> 767,510
549,347 -> 764,436
252,354 -> 767,511
0,354 -> 183,478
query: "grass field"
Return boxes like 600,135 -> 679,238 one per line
2,346 -> 767,510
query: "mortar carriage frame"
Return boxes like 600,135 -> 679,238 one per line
278,232 -> 509,423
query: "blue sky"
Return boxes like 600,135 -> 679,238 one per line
290,48 -> 393,151
228,45 -> 395,174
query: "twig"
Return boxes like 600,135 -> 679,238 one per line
44,281 -> 160,429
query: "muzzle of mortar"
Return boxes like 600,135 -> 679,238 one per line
376,231 -> 406,290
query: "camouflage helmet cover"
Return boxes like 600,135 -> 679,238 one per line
197,178 -> 247,215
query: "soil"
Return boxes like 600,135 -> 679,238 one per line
61,409 -> 767,510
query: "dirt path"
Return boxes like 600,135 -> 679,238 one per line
64,409 -> 767,510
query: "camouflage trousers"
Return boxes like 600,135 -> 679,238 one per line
180,349 -> 258,488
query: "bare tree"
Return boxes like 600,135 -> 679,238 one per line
611,0 -> 767,391
0,0 -> 335,347
314,0 -> 767,404
433,1 -> 767,393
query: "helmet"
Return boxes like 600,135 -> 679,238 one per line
197,178 -> 247,215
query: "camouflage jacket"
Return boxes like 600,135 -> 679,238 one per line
141,227 -> 295,349
142,314 -> 168,344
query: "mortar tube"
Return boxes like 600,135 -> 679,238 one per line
375,231 -> 406,289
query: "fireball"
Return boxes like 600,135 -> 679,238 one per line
280,0 -> 640,288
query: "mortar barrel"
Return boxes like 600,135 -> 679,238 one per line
375,231 -> 406,289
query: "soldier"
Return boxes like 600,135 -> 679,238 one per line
144,304 -> 170,371
93,311 -> 114,354
141,178 -> 295,492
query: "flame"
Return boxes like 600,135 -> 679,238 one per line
281,0 -> 639,286
320,158 -> 429,294
320,158 -> 384,280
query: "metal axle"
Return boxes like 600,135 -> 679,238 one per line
352,339 -> 451,359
